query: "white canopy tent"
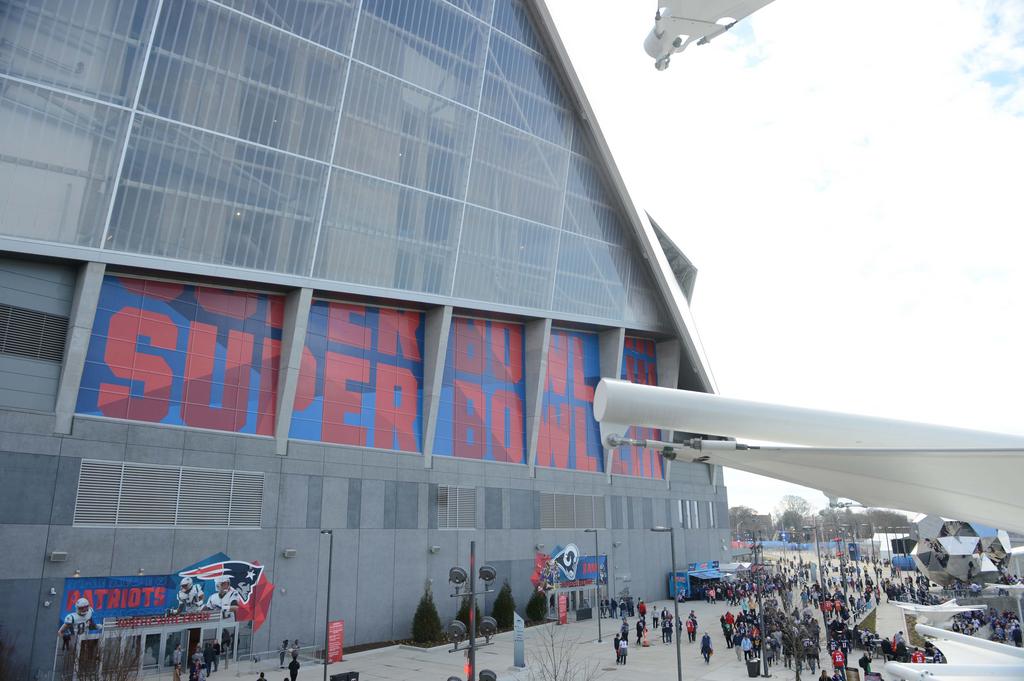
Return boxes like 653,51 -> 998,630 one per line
883,623 -> 1024,680
890,599 -> 983,627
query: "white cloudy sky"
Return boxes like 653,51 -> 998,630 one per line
547,0 -> 1024,515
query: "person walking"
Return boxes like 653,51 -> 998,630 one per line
858,652 -> 872,676
741,634 -> 753,660
172,643 -> 183,681
211,641 -> 220,673
700,632 -> 714,664
686,617 -> 696,643
202,643 -> 214,675
830,647 -> 846,680
618,636 -> 628,665
733,631 -> 744,661
288,655 -> 300,681
635,619 -> 644,646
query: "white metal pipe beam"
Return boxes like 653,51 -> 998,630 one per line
594,379 -> 1024,448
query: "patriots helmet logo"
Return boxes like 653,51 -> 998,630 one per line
552,543 -> 580,581
179,561 -> 265,604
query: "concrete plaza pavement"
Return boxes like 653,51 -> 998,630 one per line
162,550 -> 924,681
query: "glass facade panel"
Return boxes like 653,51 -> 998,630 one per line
354,0 -> 488,107
0,0 -> 158,105
140,0 -> 348,160
108,115 -> 324,274
216,0 -> 359,53
492,0 -> 543,53
624,255 -> 666,328
451,206 -> 557,309
563,152 -> 628,245
0,0 -> 672,330
443,0 -> 493,20
315,169 -> 461,294
481,32 -> 571,146
335,64 -> 475,197
467,116 -> 567,226
552,234 -> 631,318
0,80 -> 129,246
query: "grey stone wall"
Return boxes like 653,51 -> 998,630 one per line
0,409 -> 730,678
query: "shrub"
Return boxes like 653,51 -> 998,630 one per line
491,581 -> 516,629
526,590 -> 548,623
411,582 -> 444,644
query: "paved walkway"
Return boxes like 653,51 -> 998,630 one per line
151,551 -> 926,681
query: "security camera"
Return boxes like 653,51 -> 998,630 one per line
661,446 -> 677,461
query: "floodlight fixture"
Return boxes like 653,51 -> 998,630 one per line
479,616 -> 497,640
446,620 -> 467,642
478,565 -> 497,583
448,566 -> 467,585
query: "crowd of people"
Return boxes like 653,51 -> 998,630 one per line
950,607 -> 1023,645
597,551 -> 966,680
595,547 -> 1024,679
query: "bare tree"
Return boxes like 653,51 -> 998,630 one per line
59,633 -> 141,681
527,625 -> 604,681
0,627 -> 28,681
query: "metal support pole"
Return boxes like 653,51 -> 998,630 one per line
811,523 -> 829,635
585,529 -> 603,643
756,534 -> 770,677
320,529 -> 333,681
469,540 -> 476,681
670,528 -> 682,681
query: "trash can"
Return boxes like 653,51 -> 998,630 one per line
746,658 -> 760,677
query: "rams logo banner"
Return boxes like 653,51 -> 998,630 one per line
553,543 -> 581,581
531,545 -> 607,590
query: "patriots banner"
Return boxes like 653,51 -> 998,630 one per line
60,553 -> 273,631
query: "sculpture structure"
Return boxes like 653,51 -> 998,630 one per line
912,515 -> 1013,586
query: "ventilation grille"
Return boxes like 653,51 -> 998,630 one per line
437,485 -> 476,529
0,303 -> 68,361
539,493 -> 606,529
73,459 -> 264,529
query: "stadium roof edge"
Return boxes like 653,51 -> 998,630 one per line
527,0 -> 718,394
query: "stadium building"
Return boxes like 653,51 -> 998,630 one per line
0,0 -> 730,676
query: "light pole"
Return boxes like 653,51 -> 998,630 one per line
319,529 -> 333,681
583,528 -> 603,643
652,526 -> 682,681
753,532 -> 771,678
805,522 -> 830,635
445,542 -> 498,681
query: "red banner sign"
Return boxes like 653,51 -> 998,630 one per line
557,595 -> 568,625
327,620 -> 344,663
110,611 -> 213,629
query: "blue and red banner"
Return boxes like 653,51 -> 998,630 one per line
531,544 -> 607,590
614,337 -> 663,479
60,553 -> 273,631
77,277 -> 282,434
290,301 -> 424,452
536,330 -> 603,472
433,317 -> 526,463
